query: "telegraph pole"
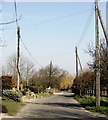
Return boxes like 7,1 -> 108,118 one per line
106,1 -> 108,33
75,47 -> 78,79
97,4 -> 108,45
17,26 -> 20,91
49,61 -> 52,87
78,55 -> 83,74
95,0 -> 100,107
76,48 -> 83,96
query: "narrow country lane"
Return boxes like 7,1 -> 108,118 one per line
2,93 -> 108,120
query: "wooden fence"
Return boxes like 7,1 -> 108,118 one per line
85,88 -> 108,97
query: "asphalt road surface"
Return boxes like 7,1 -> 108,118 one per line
2,93 -> 108,120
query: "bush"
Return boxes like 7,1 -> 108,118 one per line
29,86 -> 44,93
1,76 -> 13,90
21,90 -> 26,95
3,90 -> 23,102
0,104 -> 8,113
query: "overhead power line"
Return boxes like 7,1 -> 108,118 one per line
21,38 -> 73,67
33,51 -> 74,58
0,0 -> 21,25
21,38 -> 42,68
14,1 -> 42,69
0,16 -> 21,25
2,8 -> 91,30
77,3 -> 94,48
22,9 -> 92,29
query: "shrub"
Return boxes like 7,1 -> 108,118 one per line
1,76 -> 13,90
21,90 -> 26,95
29,86 -> 44,93
2,90 -> 23,102
81,96 -> 95,104
0,104 -> 8,113
25,90 -> 31,96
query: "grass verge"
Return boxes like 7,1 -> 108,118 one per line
0,99 -> 25,116
75,95 -> 108,115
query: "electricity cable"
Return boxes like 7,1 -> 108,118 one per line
22,9 -> 92,29
3,8 -> 91,30
21,38 -> 42,68
77,3 -> 95,48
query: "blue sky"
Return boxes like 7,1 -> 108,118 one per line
1,1 -> 106,75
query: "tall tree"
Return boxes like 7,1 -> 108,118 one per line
72,69 -> 95,96
29,65 -> 72,92
6,54 -> 34,83
87,39 -> 108,89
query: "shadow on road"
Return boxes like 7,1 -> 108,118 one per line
2,118 -> 108,120
61,94 -> 75,98
1,118 -> 100,120
42,102 -> 82,108
24,101 -> 82,109
24,94 -> 82,109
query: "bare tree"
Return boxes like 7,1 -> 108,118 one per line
6,54 -> 34,83
24,60 -> 34,86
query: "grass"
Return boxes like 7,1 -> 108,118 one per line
86,106 -> 108,114
0,99 -> 25,116
75,95 -> 108,115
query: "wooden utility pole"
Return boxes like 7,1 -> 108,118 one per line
49,61 -> 52,87
95,0 -> 100,107
107,1 -> 108,33
17,26 -> 20,91
97,5 -> 108,45
75,47 -> 78,79
77,49 -> 83,96
78,55 -> 83,74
